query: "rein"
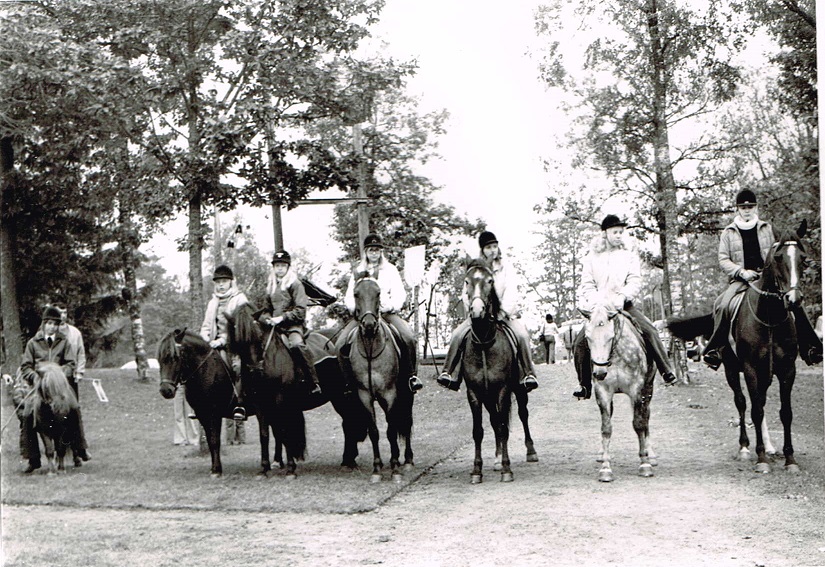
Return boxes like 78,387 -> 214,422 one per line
159,346 -> 214,390
591,313 -> 624,368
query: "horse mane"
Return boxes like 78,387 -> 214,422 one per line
157,331 -> 181,365
229,303 -> 261,347
34,362 -> 78,417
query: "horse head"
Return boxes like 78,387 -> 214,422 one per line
354,276 -> 382,338
464,259 -> 498,321
763,220 -> 807,309
581,304 -> 619,380
157,329 -> 186,399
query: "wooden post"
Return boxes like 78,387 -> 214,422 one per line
352,124 -> 369,256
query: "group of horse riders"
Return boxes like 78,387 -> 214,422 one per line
12,188 -> 823,474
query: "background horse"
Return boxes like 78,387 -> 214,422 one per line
459,260 -> 537,484
348,276 -> 414,483
668,221 -> 809,474
581,304 -> 657,482
227,303 -> 367,477
158,329 -> 264,477
26,362 -> 81,474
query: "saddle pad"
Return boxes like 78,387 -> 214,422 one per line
305,331 -> 338,365
344,322 -> 402,360
726,292 -> 746,356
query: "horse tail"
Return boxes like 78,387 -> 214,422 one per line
36,362 -> 78,418
284,408 -> 307,462
391,392 -> 414,440
667,313 -> 713,341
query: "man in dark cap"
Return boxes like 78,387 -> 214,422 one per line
572,215 -> 677,399
17,305 -> 78,473
703,189 -> 822,368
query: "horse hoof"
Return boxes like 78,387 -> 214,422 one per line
256,471 -> 269,480
211,472 -> 222,479
500,472 -> 514,483
403,463 -> 414,472
392,473 -> 403,483
526,452 -> 539,463
286,473 -> 297,481
737,448 -> 751,462
785,464 -> 801,474
493,458 -> 502,472
754,462 -> 771,474
470,474 -> 483,484
598,470 -> 614,482
639,464 -> 654,477
649,457 -> 659,467
370,473 -> 382,483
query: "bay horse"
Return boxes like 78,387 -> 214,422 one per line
226,303 -> 366,478
27,362 -> 82,474
668,221 -> 809,474
459,260 -> 538,484
158,328 -> 265,477
348,276 -> 414,483
581,304 -> 656,482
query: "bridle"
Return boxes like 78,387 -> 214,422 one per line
746,241 -> 802,304
159,342 -> 215,392
589,312 -> 623,368
354,277 -> 387,359
466,265 -> 497,347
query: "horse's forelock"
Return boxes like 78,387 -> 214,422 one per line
157,332 -> 181,364
36,363 -> 78,415
590,304 -> 611,326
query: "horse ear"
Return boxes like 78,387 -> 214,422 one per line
173,328 -> 186,344
578,308 -> 591,320
797,219 -> 807,239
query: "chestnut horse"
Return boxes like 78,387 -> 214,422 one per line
27,362 -> 82,474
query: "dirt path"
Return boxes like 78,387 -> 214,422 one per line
3,362 -> 824,567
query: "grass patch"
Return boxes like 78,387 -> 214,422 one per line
1,367 -> 469,514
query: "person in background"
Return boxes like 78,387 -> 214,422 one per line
257,250 -> 322,397
173,385 -> 200,446
437,231 -> 539,392
336,234 -> 423,394
537,313 -> 559,365
573,215 -> 677,399
702,189 -> 822,368
18,305 -> 79,473
200,265 -> 250,421
54,303 -> 90,464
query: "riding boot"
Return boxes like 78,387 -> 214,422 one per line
792,306 -> 823,365
572,331 -> 591,400
338,343 -> 356,396
399,335 -> 423,393
231,366 -> 246,421
292,345 -> 322,396
702,310 -> 730,371
436,328 -> 467,391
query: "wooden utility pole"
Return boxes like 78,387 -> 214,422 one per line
352,123 -> 370,257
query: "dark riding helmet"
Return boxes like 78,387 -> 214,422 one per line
212,265 -> 234,281
41,305 -> 62,322
364,233 -> 383,249
600,214 -> 627,231
735,189 -> 757,206
478,231 -> 498,249
271,250 -> 291,265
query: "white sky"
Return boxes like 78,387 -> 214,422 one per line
147,0 -> 565,283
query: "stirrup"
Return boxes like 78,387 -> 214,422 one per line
233,406 -> 247,421
436,372 -> 460,391
409,375 -> 423,393
520,374 -> 538,392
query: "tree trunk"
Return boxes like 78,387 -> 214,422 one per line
119,206 -> 149,381
645,0 -> 679,318
0,136 -> 24,375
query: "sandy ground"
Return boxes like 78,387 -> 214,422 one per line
2,361 -> 824,567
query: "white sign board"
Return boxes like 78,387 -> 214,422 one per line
403,245 -> 426,287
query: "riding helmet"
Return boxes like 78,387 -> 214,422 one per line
735,189 -> 757,206
600,214 -> 628,231
212,264 -> 234,281
364,233 -> 383,249
271,250 -> 291,265
478,231 -> 498,249
41,305 -> 63,322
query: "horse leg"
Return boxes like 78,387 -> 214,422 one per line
204,415 -> 223,477
497,391 -> 513,483
761,417 -> 778,457
362,397 -> 382,483
724,361 -> 750,461
596,389 -> 614,482
744,364 -> 771,473
42,434 -> 57,475
514,388 -> 538,463
776,364 -> 799,473
633,387 -> 654,478
340,416 -> 360,470
272,427 -> 284,469
469,390 -> 484,484
257,414 -> 271,478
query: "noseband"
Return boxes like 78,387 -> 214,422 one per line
159,343 -> 214,390
590,314 -> 623,368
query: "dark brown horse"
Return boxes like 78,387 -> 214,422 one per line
158,329 -> 266,477
27,362 -> 82,474
227,303 -> 366,477
459,260 -> 537,484
348,276 -> 414,483
668,221 -> 809,474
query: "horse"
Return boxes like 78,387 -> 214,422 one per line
581,304 -> 657,482
158,328 -> 266,477
459,260 -> 538,484
226,303 -> 367,477
347,276 -> 414,483
668,221 -> 809,474
26,362 -> 82,475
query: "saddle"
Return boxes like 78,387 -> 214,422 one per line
267,328 -> 337,366
343,320 -> 403,360
462,320 -> 519,359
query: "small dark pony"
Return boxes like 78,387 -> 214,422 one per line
26,362 -> 82,474
227,303 -> 367,478
668,221 -> 809,474
158,328 -> 263,477
348,276 -> 414,483
580,304 -> 657,482
459,259 -> 538,484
